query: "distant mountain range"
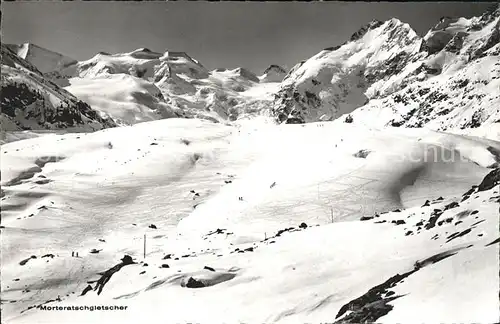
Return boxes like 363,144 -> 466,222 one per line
2,3 -> 498,132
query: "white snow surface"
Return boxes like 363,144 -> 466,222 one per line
1,117 -> 499,323
65,74 -> 178,125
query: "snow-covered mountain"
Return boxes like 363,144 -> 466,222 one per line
272,4 -> 500,130
0,44 -> 116,133
17,47 -> 283,125
5,5 -> 498,131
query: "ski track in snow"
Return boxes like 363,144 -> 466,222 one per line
1,118 -> 499,323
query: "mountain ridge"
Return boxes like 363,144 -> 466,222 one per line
1,43 -> 116,132
271,5 -> 500,131
3,4 -> 499,132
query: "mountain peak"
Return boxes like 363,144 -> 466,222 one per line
263,64 -> 287,74
350,19 -> 384,41
162,51 -> 201,64
260,65 -> 287,82
233,67 -> 260,82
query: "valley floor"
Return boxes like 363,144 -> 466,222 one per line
1,118 -> 499,323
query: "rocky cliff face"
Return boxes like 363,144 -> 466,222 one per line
272,4 -> 500,130
1,44 -> 116,131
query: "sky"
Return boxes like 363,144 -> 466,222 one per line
2,2 -> 493,74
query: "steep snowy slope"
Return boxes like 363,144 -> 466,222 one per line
272,4 -> 500,130
0,44 -> 116,132
66,74 -> 179,125
1,118 -> 498,323
6,43 -> 78,75
273,18 -> 421,123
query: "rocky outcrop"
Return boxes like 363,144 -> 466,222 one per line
1,44 -> 116,131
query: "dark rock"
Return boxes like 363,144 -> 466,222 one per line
204,266 -> 215,272
160,264 -> 170,268
185,277 -> 205,288
354,149 -> 371,158
149,224 -> 157,229
385,290 -> 396,297
334,269 -> 414,323
421,200 -> 430,207
425,209 -> 444,230
477,168 -> 500,192
19,255 -> 37,266
93,256 -> 136,295
446,228 -> 472,243
360,216 -> 374,221
299,222 -> 308,229
121,255 -> 134,264
444,201 -> 459,210
485,237 -> 500,247
81,285 -> 93,296
163,254 -> 172,260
